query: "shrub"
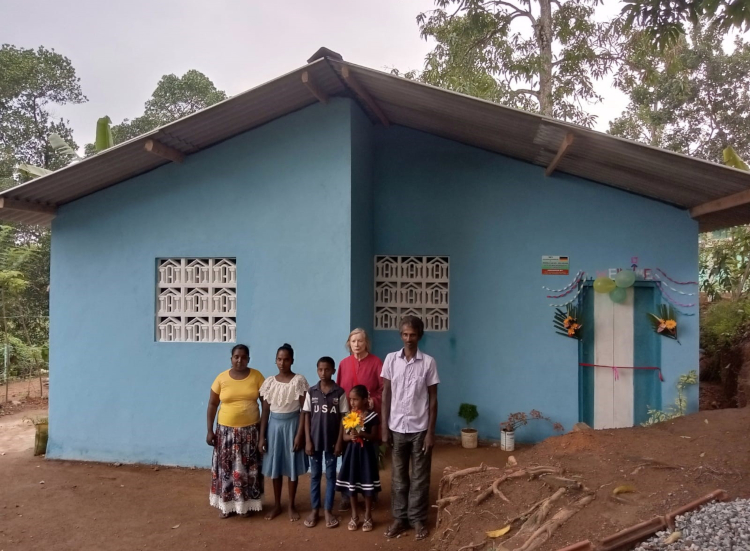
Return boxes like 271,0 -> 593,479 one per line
458,403 -> 478,427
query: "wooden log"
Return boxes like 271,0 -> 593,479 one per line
144,139 -> 185,163
0,198 -> 56,215
515,494 -> 595,551
492,476 -> 511,503
545,133 -> 574,176
341,66 -> 390,127
301,71 -> 328,104
539,475 -> 583,490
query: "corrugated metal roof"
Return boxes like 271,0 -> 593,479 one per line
2,54 -> 749,232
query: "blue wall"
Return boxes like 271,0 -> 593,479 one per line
49,98 -> 700,466
349,103 -> 374,334
49,99 -> 357,467
368,126 -> 699,442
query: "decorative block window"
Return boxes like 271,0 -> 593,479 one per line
157,258 -> 237,342
374,256 -> 449,331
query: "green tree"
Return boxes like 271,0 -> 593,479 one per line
0,45 -> 82,352
0,45 -> 85,189
609,25 -> 750,163
86,70 -> 227,154
410,0 -> 624,127
622,0 -> 750,50
699,148 -> 750,301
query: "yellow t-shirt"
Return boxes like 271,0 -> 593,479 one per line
211,369 -> 265,427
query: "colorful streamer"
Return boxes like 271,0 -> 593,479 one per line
542,271 -> 584,294
653,273 -> 697,296
656,268 -> 698,286
548,284 -> 584,307
580,363 -> 664,382
655,282 -> 696,315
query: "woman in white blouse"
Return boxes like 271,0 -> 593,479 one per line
259,343 -> 310,521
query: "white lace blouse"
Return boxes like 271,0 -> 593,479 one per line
259,373 -> 310,413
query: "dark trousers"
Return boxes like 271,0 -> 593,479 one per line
310,450 -> 337,511
391,430 -> 432,524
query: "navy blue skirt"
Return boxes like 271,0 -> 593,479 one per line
336,440 -> 381,496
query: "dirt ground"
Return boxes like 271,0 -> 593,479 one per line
435,407 -> 750,551
699,379 -> 735,410
2,405 -> 749,551
0,409 -> 511,551
0,378 -> 48,418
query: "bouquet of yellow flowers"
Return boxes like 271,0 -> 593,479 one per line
342,410 -> 365,446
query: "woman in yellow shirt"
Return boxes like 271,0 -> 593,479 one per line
207,344 -> 266,518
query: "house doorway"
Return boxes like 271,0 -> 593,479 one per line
579,283 -> 662,428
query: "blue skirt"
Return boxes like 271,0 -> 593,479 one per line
262,411 -> 309,480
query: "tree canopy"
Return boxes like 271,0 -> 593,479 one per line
409,0 -> 624,127
94,70 -> 228,151
609,25 -> 750,163
621,0 -> 750,50
0,45 -> 85,190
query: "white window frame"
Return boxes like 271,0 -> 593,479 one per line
374,255 -> 449,331
156,258 -> 237,342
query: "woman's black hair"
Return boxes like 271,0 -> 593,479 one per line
231,344 -> 250,356
277,343 -> 294,360
350,384 -> 369,400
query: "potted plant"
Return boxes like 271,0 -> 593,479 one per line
500,410 -> 564,451
458,403 -> 479,449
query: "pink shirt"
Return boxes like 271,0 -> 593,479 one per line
381,348 -> 439,434
337,353 -> 384,417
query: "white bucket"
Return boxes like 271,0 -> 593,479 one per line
461,428 -> 478,449
500,429 -> 515,451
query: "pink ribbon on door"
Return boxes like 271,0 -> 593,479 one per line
579,363 -> 664,382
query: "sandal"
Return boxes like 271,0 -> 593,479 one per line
384,520 -> 409,539
348,516 -> 359,531
326,516 -> 340,529
414,521 -> 429,541
362,517 -> 373,532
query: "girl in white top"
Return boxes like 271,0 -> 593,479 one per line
259,343 -> 310,521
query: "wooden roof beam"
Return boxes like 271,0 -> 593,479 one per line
144,139 -> 185,163
341,66 -> 390,127
690,188 -> 750,219
545,133 -> 574,176
301,71 -> 328,104
0,197 -> 56,215
544,133 -> 573,176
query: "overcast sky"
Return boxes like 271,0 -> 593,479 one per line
2,0 -> 632,149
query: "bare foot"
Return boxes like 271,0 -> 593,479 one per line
304,509 -> 319,528
265,505 -> 283,520
289,506 -> 301,522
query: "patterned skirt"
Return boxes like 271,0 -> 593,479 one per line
209,424 -> 263,514
261,411 -> 309,481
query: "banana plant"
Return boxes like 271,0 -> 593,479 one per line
16,116 -> 113,180
724,146 -> 749,171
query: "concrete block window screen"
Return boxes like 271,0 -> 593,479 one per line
374,255 -> 449,331
156,258 -> 237,342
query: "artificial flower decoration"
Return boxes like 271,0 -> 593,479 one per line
648,304 -> 679,342
554,305 -> 583,340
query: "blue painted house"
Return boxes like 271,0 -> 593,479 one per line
3,49 -> 749,467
